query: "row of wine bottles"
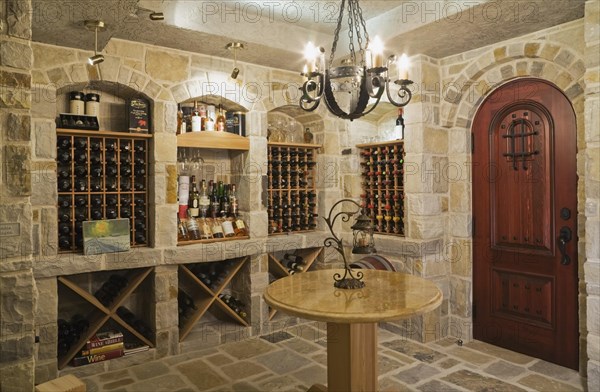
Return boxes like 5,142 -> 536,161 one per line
186,261 -> 233,291
57,315 -> 89,357
178,290 -> 247,322
279,253 -> 305,274
94,274 -> 129,307
57,137 -> 146,153
116,306 -> 153,340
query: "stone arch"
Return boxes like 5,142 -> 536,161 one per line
440,39 -> 585,129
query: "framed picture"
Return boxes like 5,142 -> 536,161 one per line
83,219 -> 130,255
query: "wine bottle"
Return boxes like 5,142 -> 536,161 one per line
58,137 -> 71,149
188,175 -> 200,218
178,216 -> 189,241
74,165 -> 87,177
186,211 -> 200,240
58,236 -> 71,250
284,254 -> 304,263
211,217 -> 225,239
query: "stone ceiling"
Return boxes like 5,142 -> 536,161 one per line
31,0 -> 586,72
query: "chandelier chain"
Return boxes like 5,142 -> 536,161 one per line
356,0 -> 370,48
329,0 -> 346,65
347,0 -> 356,63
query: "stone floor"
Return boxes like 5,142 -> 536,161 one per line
71,322 -> 584,392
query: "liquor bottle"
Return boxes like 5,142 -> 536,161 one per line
177,104 -> 184,135
211,217 -> 225,239
395,108 -> 405,140
199,179 -> 210,218
210,182 -> 220,219
199,217 -> 213,239
188,175 -> 200,218
186,210 -> 200,240
219,183 -> 229,217
177,216 -> 189,241
191,102 -> 201,132
216,105 -> 226,132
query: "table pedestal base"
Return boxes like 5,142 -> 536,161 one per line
326,322 -> 378,392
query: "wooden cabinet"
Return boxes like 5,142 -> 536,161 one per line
267,142 -> 321,235
356,140 -> 405,236
178,257 -> 250,341
267,247 -> 323,320
56,267 -> 155,369
56,129 -> 152,252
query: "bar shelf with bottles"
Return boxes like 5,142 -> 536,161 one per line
267,247 -> 323,320
178,256 -> 249,341
267,142 -> 321,235
56,267 -> 155,369
177,177 -> 249,246
355,140 -> 405,236
56,129 -> 150,252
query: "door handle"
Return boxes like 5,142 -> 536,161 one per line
558,226 -> 572,265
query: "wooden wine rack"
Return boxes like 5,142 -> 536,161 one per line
178,256 -> 250,341
356,140 -> 405,236
267,142 -> 321,235
267,247 -> 323,320
56,129 -> 152,252
56,267 -> 155,369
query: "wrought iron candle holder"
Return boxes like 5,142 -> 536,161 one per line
323,199 -> 376,289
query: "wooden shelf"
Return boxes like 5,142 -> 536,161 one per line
267,247 -> 323,320
56,267 -> 155,369
268,141 -> 322,149
178,257 -> 250,342
177,131 -> 250,150
57,129 -> 153,139
177,235 -> 249,246
356,139 -> 404,148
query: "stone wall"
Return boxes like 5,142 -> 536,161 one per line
438,15 -> 594,386
0,0 -> 36,391
584,1 -> 600,390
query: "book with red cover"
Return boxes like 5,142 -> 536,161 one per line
71,348 -> 124,367
80,342 -> 124,356
86,330 -> 124,350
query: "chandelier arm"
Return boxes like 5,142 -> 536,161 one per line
365,74 -> 386,98
299,97 -> 320,112
386,79 -> 413,107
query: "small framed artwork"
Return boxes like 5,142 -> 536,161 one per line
83,219 -> 130,255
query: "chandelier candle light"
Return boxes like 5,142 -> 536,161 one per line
299,0 -> 413,120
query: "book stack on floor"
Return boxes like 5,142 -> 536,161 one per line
71,330 -> 151,367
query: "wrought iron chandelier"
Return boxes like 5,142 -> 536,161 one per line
299,0 -> 413,121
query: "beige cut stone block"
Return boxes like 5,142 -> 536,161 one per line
40,207 -> 57,257
117,65 -> 132,86
104,39 -> 145,60
407,194 -> 441,216
66,63 -> 88,84
449,239 -> 472,277
32,44 -> 77,69
46,67 -> 71,87
524,42 -> 540,58
98,55 -> 120,83
34,120 -> 56,159
516,61 -> 528,76
146,49 -> 189,83
409,215 -> 444,240
423,127 -> 448,154
450,277 -> 471,318
153,133 -> 177,163
129,71 -> 149,93
166,164 -> 178,204
540,43 -> 561,61
171,83 -> 190,103
449,214 -> 472,238
0,40 -> 33,69
450,182 -> 471,213
0,360 -> 35,392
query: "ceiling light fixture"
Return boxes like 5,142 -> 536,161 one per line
85,20 -> 106,66
299,0 -> 413,121
149,12 -> 164,21
226,42 -> 244,80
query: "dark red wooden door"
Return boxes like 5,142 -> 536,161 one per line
472,79 -> 578,369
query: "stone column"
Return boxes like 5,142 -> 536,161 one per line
0,0 -> 36,391
584,1 -> 600,390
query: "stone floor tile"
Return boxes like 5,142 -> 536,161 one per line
255,349 -> 313,374
129,360 -> 170,380
173,388 -> 196,392
81,378 -> 100,392
381,349 -> 417,364
258,375 -> 308,391
94,368 -> 131,382
379,353 -> 406,375
310,352 -> 328,366
281,337 -> 323,354
436,358 -> 461,370
447,347 -> 495,366
205,353 -> 234,366
517,374 -> 582,391
434,337 -> 461,348
260,330 -> 295,344
291,364 -> 327,386
221,360 -> 269,380
102,378 -> 136,390
379,377 -> 412,391
220,338 -> 277,360
164,348 -> 219,366
128,374 -> 189,392
417,379 -> 462,392
176,359 -> 228,389
442,369 -> 528,392
394,363 -> 440,385
465,341 -> 535,365
484,360 -> 527,379
528,360 -> 581,382
232,381 -> 263,391
378,327 -> 405,343
288,324 -> 327,343
383,339 -> 447,364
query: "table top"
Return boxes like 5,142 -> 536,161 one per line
263,269 -> 443,323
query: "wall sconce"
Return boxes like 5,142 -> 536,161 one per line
149,12 -> 164,20
85,20 -> 106,65
226,42 -> 244,80
324,199 -> 377,289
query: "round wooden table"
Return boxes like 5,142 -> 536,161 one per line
263,269 -> 442,392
